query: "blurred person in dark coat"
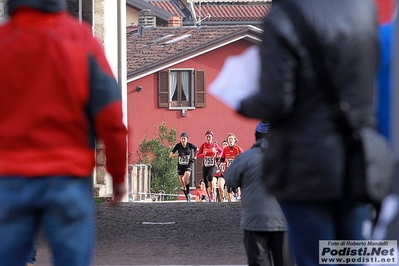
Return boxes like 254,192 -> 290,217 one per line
237,0 -> 380,265
225,122 -> 294,266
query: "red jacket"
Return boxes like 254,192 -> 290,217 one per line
0,8 -> 127,184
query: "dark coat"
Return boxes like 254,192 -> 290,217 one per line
238,0 -> 380,201
225,139 -> 288,231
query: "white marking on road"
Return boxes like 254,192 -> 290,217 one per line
141,222 -> 176,225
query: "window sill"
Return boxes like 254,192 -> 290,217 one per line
168,107 -> 196,111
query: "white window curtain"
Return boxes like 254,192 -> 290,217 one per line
170,72 -> 178,101
181,71 -> 190,101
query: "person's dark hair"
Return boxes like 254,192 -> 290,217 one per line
204,130 -> 213,136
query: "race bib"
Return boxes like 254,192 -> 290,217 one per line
204,156 -> 215,167
179,155 -> 190,165
227,158 -> 234,167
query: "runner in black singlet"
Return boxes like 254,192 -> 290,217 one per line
170,132 -> 198,201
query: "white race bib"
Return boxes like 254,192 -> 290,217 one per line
204,156 -> 215,167
179,155 -> 190,165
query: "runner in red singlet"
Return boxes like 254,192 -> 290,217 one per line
197,130 -> 223,202
221,133 -> 244,202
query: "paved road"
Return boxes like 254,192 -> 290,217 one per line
35,202 -> 247,266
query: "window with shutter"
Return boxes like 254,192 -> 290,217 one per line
157,69 -> 206,109
195,70 -> 205,107
158,71 -> 169,108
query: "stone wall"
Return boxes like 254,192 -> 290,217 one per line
92,1 -> 107,196
67,0 -> 93,26
93,0 -> 105,47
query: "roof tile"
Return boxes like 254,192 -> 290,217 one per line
148,1 -> 184,17
148,1 -> 271,22
127,25 -> 262,78
194,5 -> 269,21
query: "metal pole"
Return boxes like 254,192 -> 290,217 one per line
79,0 -> 82,23
117,0 -> 128,202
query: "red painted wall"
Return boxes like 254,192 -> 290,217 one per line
127,40 -> 258,164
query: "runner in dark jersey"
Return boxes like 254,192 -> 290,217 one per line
170,132 -> 198,201
197,130 -> 223,202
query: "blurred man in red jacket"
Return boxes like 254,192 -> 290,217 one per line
0,0 -> 127,265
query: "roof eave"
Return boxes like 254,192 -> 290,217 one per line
182,20 -> 264,26
127,31 -> 262,82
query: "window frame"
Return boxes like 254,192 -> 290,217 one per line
168,68 -> 195,110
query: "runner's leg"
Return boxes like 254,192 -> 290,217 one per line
183,171 -> 191,200
218,177 -> 226,202
178,174 -> 188,200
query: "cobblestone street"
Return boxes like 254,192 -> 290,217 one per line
35,202 -> 247,266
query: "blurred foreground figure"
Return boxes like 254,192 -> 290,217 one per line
0,0 -> 127,265
366,2 -> 399,266
238,0 -> 380,265
225,122 -> 294,266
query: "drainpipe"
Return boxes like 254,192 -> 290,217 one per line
117,0 -> 128,201
117,0 -> 127,127
79,0 -> 82,23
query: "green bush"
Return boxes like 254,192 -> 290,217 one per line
135,120 -> 180,199
94,197 -> 106,204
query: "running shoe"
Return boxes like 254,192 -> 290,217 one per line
187,194 -> 192,202
210,192 -> 214,202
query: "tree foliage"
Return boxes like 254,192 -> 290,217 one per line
135,120 -> 180,199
